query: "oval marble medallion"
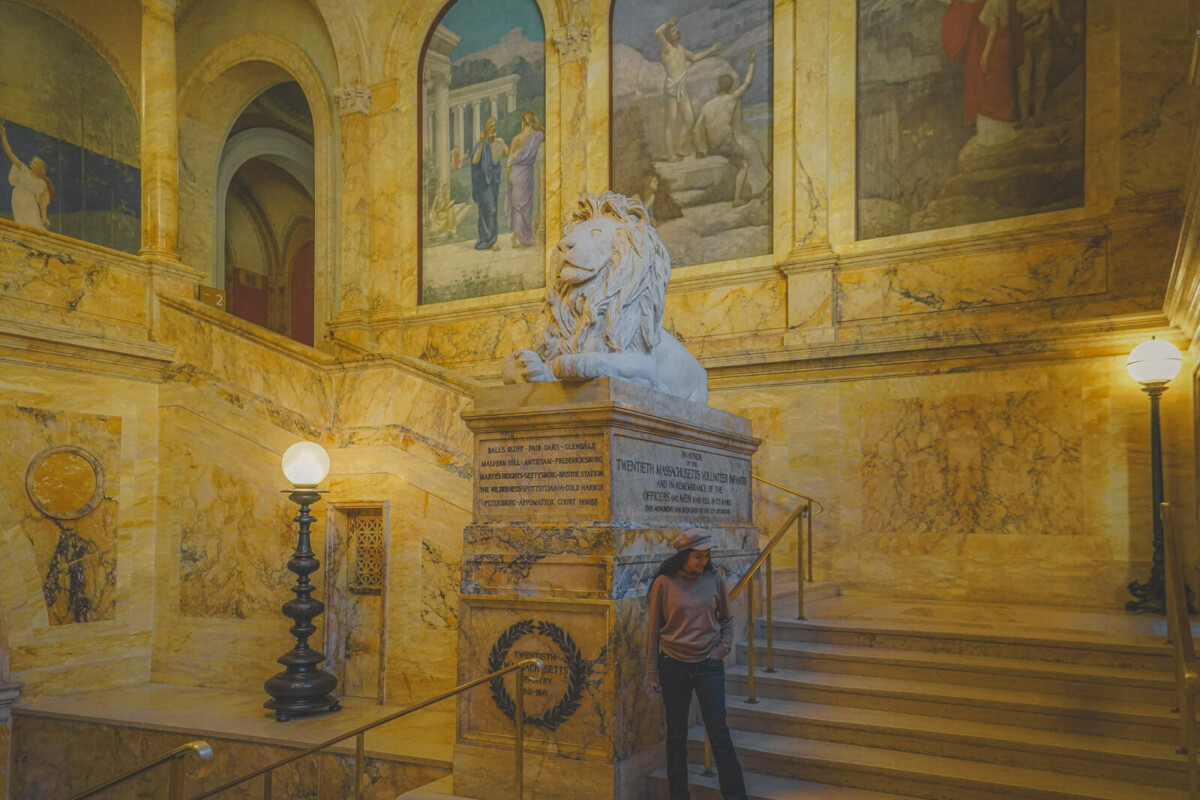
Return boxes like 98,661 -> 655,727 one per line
25,446 -> 105,520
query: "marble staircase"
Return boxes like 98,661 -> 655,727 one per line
649,595 -> 1190,800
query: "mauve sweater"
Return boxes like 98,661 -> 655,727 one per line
645,569 -> 734,683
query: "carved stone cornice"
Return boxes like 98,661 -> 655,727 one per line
334,82 -> 372,117
553,24 -> 591,61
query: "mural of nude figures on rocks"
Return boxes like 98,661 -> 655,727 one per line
856,0 -> 1085,239
419,0 -> 546,304
611,0 -> 773,269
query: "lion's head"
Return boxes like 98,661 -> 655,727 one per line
543,191 -> 671,360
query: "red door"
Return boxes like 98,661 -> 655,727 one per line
290,241 -> 315,347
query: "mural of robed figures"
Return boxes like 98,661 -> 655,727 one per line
611,0 -> 773,269
420,0 -> 546,305
856,0 -> 1086,239
0,1 -> 140,253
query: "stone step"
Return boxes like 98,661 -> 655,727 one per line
733,640 -> 1174,704
723,665 -> 1178,743
647,765 -> 924,799
685,729 -> 1191,800
762,580 -> 841,602
721,697 -> 1189,789
756,619 -> 1173,671
397,775 -> 461,798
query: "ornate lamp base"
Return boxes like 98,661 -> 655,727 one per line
264,662 -> 340,721
265,488 -> 341,721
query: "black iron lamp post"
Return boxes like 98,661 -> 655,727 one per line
264,441 -> 341,721
1126,337 -> 1183,615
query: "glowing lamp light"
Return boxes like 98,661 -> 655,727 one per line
281,441 -> 330,487
1126,338 -> 1182,387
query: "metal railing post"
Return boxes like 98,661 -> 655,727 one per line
355,732 -> 365,799
262,769 -> 272,800
167,756 -> 185,800
745,571 -> 757,703
765,553 -> 775,673
798,507 -> 807,620
806,499 -> 814,582
515,664 -> 526,800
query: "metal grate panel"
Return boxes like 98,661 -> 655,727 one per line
348,507 -> 385,594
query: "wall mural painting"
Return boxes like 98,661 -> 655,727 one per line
0,2 -> 140,253
856,0 -> 1086,240
420,0 -> 547,305
611,0 -> 773,269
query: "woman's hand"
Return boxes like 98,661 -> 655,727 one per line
647,674 -> 661,694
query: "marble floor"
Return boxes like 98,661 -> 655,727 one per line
17,683 -> 456,767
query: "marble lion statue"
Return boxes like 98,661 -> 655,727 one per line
501,191 -> 708,404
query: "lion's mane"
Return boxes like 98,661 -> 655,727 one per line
543,192 -> 671,361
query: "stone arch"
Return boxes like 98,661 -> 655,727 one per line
178,32 -> 338,347
214,128 -> 315,291
179,0 -> 369,85
9,0 -> 139,110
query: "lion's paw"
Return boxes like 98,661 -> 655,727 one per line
502,350 -> 555,384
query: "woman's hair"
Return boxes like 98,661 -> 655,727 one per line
522,111 -> 544,132
652,548 -> 716,583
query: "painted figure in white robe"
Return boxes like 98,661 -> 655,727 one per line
0,121 -> 53,229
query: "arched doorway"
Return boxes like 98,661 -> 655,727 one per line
289,241 -> 315,347
218,82 -> 317,344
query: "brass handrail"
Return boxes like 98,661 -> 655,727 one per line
68,740 -> 213,800
751,475 -> 825,513
1161,502 -> 1198,799
752,475 -> 821,583
703,487 -> 819,776
190,658 -> 544,800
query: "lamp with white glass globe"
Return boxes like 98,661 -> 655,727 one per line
264,441 -> 340,720
1125,337 -> 1183,614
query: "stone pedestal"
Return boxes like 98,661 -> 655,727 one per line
452,378 -> 760,800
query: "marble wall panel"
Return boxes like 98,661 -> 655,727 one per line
858,389 -> 1083,541
710,354 -> 1193,607
331,362 -> 475,471
157,297 -> 333,435
0,365 -> 157,696
421,539 -> 459,630
0,231 -> 149,340
837,235 -> 1106,323
1117,0 -> 1193,198
153,398 -> 329,693
0,405 -> 120,625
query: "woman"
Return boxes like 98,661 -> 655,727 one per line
646,528 -> 747,800
0,121 -> 53,229
505,111 -> 544,249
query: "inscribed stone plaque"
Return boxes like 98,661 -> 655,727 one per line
611,435 -> 751,525
475,434 -> 609,522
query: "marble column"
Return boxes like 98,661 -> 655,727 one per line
508,90 -> 517,114
554,22 -> 590,213
472,100 -> 482,133
490,95 -> 500,119
433,71 -> 451,191
139,0 -> 180,262
452,379 -> 760,800
333,82 -> 372,324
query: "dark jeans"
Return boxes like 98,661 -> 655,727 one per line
660,654 -> 748,800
